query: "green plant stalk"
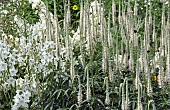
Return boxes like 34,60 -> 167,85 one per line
148,100 -> 156,110
71,76 -> 76,107
88,53 -> 96,109
58,73 -> 64,108
92,71 -> 96,110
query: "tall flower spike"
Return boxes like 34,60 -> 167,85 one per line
86,68 -> 91,101
137,82 -> 143,110
165,23 -> 170,82
147,73 -> 153,97
120,83 -> 125,110
125,77 -> 129,110
112,0 -> 116,26
108,60 -> 113,82
70,42 -> 75,80
105,77 -> 110,105
77,76 -> 82,107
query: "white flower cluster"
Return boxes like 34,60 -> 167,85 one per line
11,90 -> 31,110
90,0 -> 104,26
0,19 -> 47,108
0,10 -> 8,14
0,36 -> 59,109
71,27 -> 81,45
27,0 -> 55,35
0,41 -> 18,90
0,3 -> 68,105
72,0 -> 105,49
28,0 -> 41,9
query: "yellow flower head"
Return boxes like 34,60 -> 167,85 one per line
152,75 -> 159,81
72,5 -> 78,10
153,76 -> 157,81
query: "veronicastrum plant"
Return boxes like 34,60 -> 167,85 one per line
0,0 -> 170,110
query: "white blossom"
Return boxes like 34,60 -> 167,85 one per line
7,77 -> 16,87
0,60 -> 7,71
16,78 -> 24,89
12,90 -> 31,110
1,10 -> 8,14
9,66 -> 18,76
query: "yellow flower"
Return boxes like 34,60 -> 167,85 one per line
153,76 -> 157,81
152,75 -> 159,81
72,5 -> 78,10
